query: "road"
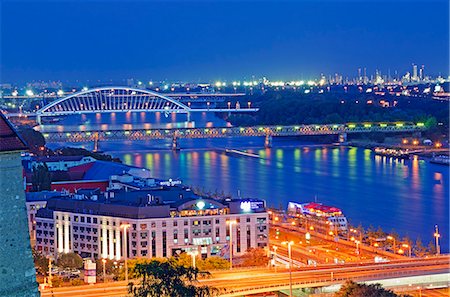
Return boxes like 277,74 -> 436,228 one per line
271,221 -> 408,264
40,256 -> 449,297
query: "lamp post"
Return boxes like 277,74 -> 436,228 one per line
120,223 -> 131,282
355,240 -> 361,255
48,256 -> 53,288
102,258 -> 107,282
188,250 -> 199,268
434,225 -> 441,255
273,246 -> 278,272
282,241 -> 294,297
227,220 -> 237,270
402,244 -> 412,258
387,236 -> 396,254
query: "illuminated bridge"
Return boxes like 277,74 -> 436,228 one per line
40,122 -> 426,150
33,87 -> 256,123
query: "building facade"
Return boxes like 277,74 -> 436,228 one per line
35,187 -> 268,261
0,114 -> 39,297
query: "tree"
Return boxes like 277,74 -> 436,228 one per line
95,259 -> 120,279
129,258 -> 218,297
335,280 -> 411,297
413,238 -> 427,257
57,253 -> 83,269
241,248 -> 269,267
31,163 -> 51,192
18,127 -> 46,154
32,248 -> 49,275
197,256 -> 230,270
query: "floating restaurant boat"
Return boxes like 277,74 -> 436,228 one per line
373,147 -> 410,159
287,201 -> 348,232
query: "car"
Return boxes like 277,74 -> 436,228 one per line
70,269 -> 81,276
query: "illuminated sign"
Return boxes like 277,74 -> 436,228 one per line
196,201 -> 206,210
240,201 -> 264,212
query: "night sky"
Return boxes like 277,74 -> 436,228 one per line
1,0 -> 448,83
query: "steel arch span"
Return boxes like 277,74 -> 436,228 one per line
36,87 -> 191,116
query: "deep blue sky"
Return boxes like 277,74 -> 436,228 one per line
1,0 -> 449,83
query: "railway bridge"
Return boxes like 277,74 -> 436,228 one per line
39,122 -> 426,151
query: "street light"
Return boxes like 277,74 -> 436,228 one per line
272,246 -> 278,272
387,236 -> 396,254
47,256 -> 53,288
102,258 -> 107,282
282,241 -> 294,297
187,250 -> 199,268
227,220 -> 237,270
355,240 -> 361,255
120,223 -> 131,282
434,225 -> 441,255
402,244 -> 412,257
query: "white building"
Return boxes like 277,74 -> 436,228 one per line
34,187 -> 268,261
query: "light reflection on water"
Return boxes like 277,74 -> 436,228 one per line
43,113 -> 449,252
110,145 -> 449,252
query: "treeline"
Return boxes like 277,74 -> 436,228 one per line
227,91 -> 449,130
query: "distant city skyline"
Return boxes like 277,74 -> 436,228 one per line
1,0 -> 449,83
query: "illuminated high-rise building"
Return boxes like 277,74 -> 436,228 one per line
412,64 -> 418,81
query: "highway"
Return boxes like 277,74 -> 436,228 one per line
40,256 -> 449,297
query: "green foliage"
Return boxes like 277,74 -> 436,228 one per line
241,248 -> 269,267
227,92 -> 449,135
31,163 -> 51,191
32,248 -> 49,275
129,258 -> 217,297
197,256 -> 230,270
57,253 -> 83,269
50,276 -> 63,288
95,258 -> 120,278
335,280 -> 411,297
70,279 -> 84,286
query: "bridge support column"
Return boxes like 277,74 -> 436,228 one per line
264,134 -> 273,148
36,114 -> 41,125
172,135 -> 180,151
338,132 -> 347,143
93,133 -> 100,152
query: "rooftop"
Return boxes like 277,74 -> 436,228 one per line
37,187 -> 266,219
0,113 -> 28,152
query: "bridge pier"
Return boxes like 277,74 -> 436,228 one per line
338,132 -> 347,143
172,135 -> 180,151
93,133 -> 100,152
36,114 -> 41,125
264,134 -> 273,148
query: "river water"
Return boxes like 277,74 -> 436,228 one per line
44,112 -> 449,252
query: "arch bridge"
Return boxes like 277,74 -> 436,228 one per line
35,87 -> 257,123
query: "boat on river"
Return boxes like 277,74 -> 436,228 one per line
373,147 -> 410,159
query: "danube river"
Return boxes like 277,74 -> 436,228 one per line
45,112 -> 449,252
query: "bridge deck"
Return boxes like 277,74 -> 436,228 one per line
39,123 -> 425,142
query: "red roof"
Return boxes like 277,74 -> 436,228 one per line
0,113 -> 28,152
304,202 -> 341,214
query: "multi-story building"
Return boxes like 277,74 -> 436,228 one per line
35,186 -> 268,261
